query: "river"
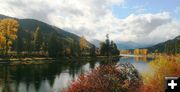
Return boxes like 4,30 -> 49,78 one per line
0,55 -> 153,92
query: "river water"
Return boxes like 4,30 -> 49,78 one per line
0,55 -> 153,92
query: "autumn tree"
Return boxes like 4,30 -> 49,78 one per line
0,18 -> 19,55
79,36 -> 90,56
141,49 -> 148,55
79,36 -> 88,51
34,26 -> 42,52
0,33 -> 6,54
134,49 -> 140,55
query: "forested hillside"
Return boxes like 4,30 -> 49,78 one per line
146,35 -> 180,54
0,14 -> 95,57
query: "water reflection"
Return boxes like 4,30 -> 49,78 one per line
119,55 -> 153,73
0,56 -> 152,92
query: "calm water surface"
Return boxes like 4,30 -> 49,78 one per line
0,56 -> 153,92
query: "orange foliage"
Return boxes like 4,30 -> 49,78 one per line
134,49 -> 148,55
141,55 -> 180,92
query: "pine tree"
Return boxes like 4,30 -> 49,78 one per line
48,33 -> 61,57
175,37 -> 180,54
100,42 -> 106,55
34,27 -> 42,52
16,27 -> 23,54
105,34 -> 110,56
25,31 -> 33,54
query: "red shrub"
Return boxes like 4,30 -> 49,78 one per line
63,64 -> 142,92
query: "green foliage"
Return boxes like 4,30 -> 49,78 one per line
0,16 -> 95,57
175,36 -> 180,54
34,27 -> 42,51
48,33 -> 62,58
100,35 -> 119,56
24,31 -> 34,53
15,27 -> 23,53
148,35 -> 180,55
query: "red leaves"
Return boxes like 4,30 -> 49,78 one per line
63,64 -> 142,92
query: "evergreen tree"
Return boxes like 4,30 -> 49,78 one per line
34,27 -> 42,52
99,35 -> 119,56
100,42 -> 106,55
165,41 -> 170,54
105,34 -> 110,56
175,37 -> 180,54
48,33 -> 63,58
25,31 -> 33,53
16,27 -> 23,54
41,42 -> 48,54
90,45 -> 96,56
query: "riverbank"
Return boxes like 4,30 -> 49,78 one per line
0,55 -> 121,65
0,57 -> 55,65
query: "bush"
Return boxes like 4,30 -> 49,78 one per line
141,55 -> 180,92
63,63 -> 142,92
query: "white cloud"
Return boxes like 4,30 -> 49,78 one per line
0,0 -> 179,46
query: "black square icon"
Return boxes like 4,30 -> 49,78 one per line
165,77 -> 180,92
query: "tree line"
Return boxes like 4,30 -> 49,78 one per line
99,34 -> 119,56
0,18 -> 96,58
0,18 -> 121,58
164,38 -> 180,55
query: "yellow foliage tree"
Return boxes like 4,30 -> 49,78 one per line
79,36 -> 89,51
141,56 -> 180,92
79,36 -> 90,56
134,49 -> 140,55
0,18 -> 19,55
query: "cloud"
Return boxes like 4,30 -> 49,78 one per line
0,0 -> 179,46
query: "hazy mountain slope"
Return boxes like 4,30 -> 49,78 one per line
146,35 -> 180,53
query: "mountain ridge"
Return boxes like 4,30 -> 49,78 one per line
145,35 -> 180,53
0,14 -> 95,56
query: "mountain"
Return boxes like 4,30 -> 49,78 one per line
90,39 -> 152,49
90,39 -> 101,47
0,14 -> 80,42
116,41 -> 152,50
146,35 -> 180,53
0,14 -> 94,56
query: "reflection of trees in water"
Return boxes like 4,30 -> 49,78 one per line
68,58 -> 97,79
0,60 -> 97,92
0,64 -> 13,92
134,56 -> 147,62
98,57 -> 119,65
0,63 -> 63,92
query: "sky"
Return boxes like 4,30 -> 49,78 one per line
0,0 -> 180,45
